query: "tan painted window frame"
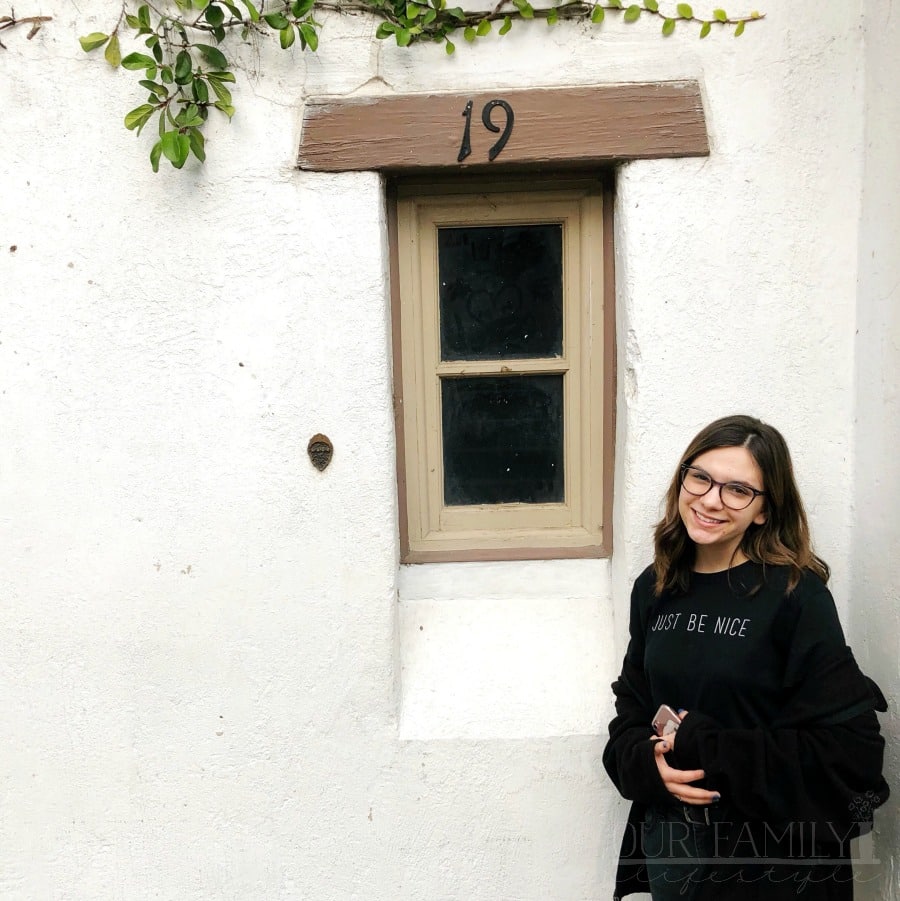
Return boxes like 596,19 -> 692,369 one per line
390,176 -> 616,564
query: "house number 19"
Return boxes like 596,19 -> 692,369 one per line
457,99 -> 515,163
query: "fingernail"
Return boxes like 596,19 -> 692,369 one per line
712,794 -> 721,803
677,708 -> 686,714
661,742 -> 669,751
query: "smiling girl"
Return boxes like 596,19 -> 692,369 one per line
603,415 -> 888,901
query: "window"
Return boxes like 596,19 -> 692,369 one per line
391,178 -> 614,563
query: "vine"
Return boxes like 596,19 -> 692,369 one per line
0,9 -> 51,47
70,1 -> 763,171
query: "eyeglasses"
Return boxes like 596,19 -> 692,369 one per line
680,464 -> 766,511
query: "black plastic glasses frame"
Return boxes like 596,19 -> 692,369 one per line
680,464 -> 766,510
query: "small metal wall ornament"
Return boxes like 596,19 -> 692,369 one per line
307,433 -> 334,471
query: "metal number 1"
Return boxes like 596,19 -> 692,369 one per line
457,100 -> 474,163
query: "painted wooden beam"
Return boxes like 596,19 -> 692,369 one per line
297,82 -> 708,172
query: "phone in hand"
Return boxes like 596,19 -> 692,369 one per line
652,704 -> 681,737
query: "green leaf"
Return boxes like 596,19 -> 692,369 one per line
476,18 -> 491,35
149,37 -> 164,63
280,24 -> 296,47
293,0 -> 315,16
405,2 -> 420,18
161,131 -> 191,168
206,70 -> 236,83
160,66 -> 174,84
263,12 -> 290,28
205,4 -> 225,26
192,77 -> 210,103
121,52 -> 156,70
208,77 -> 233,106
395,27 -> 412,45
422,8 -> 437,23
734,19 -> 745,35
499,15 -> 512,32
643,0 -> 658,10
445,37 -> 455,53
463,25 -> 475,41
137,5 -> 152,29
608,0 -> 622,7
699,20 -> 710,37
125,14 -> 141,28
196,44 -> 228,67
623,5 -> 640,22
546,8 -> 558,24
661,16 -> 675,34
445,7 -> 466,20
175,103 -> 204,127
124,103 -> 156,131
676,3 -> 692,17
300,23 -> 318,50
512,0 -> 534,18
139,79 -> 168,98
375,23 -> 395,38
590,5 -> 604,23
150,140 -> 163,173
104,34 -> 122,67
174,50 -> 193,83
79,32 -> 109,52
189,129 -> 206,162
214,101 -> 236,118
241,0 -> 261,21
713,8 -> 727,21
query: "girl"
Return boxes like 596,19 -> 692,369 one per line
603,415 -> 888,900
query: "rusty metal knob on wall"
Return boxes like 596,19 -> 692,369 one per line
307,434 -> 333,471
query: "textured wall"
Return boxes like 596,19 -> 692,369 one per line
1,1 -> 894,898
851,4 -> 900,898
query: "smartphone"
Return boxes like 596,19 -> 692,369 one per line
652,704 -> 681,737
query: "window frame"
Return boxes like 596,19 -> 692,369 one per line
389,175 -> 616,563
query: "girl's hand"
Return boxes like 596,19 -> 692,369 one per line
652,739 -> 721,806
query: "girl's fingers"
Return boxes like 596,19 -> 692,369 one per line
653,745 -> 705,782
664,766 -> 706,784
667,782 -> 720,804
651,738 -> 721,804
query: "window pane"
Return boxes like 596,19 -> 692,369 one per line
442,375 -> 564,505
438,225 -> 563,360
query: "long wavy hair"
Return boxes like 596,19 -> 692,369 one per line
652,415 -> 829,596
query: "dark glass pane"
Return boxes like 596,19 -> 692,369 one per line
438,225 -> 563,360
442,375 -> 564,506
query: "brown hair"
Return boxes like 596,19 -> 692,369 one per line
652,415 -> 829,596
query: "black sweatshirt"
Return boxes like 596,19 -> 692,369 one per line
603,562 -> 889,900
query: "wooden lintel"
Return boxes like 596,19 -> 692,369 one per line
297,82 -> 708,172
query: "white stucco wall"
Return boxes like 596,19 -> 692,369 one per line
851,4 -> 900,899
1,1 -> 894,898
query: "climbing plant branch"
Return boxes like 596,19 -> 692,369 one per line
0,9 -> 51,48
76,0 -> 764,171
